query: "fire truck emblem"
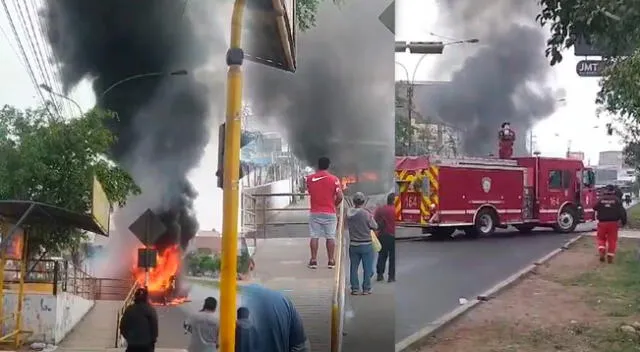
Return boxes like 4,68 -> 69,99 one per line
481,177 -> 492,193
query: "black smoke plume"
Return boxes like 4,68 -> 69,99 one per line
414,0 -> 562,156
42,0 -> 221,250
246,0 -> 395,194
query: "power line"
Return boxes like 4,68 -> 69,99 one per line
13,0 -> 64,117
25,0 -> 72,117
0,0 -> 51,114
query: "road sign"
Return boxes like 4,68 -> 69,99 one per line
137,248 -> 157,269
379,1 -> 394,34
576,60 -> 607,77
574,35 -> 633,57
128,209 -> 166,246
574,36 -> 604,57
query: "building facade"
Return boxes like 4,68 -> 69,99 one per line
395,81 -> 462,157
598,150 -> 625,167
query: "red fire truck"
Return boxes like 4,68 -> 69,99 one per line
395,155 -> 598,239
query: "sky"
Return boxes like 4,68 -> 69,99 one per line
394,0 -> 623,165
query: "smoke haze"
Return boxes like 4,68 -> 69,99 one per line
42,0 -> 228,269
246,0 -> 395,193
415,0 -> 562,156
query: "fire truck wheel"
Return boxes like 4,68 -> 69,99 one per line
473,208 -> 498,236
554,206 -> 578,233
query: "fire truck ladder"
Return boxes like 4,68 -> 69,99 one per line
430,156 -> 519,167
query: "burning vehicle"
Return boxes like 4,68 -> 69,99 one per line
331,139 -> 393,197
130,230 -> 191,306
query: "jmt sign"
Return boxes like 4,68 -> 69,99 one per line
576,60 -> 606,77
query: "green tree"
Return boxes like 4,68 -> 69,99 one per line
198,254 -> 221,274
297,0 -> 343,31
199,255 -> 215,273
186,252 -> 201,275
536,0 -> 640,168
0,105 -> 140,256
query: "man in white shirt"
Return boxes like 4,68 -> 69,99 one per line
185,297 -> 219,352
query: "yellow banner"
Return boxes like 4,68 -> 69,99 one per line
91,176 -> 111,235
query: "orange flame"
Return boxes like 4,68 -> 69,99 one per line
132,245 -> 187,305
341,172 -> 379,190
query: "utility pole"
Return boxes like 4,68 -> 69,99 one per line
529,130 -> 534,156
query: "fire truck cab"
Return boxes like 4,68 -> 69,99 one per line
395,155 -> 597,239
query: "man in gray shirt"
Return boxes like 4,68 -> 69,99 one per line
346,192 -> 378,295
185,297 -> 219,352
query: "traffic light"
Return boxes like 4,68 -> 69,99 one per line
216,123 -> 255,189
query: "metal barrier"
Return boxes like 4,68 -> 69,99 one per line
330,200 -> 347,352
244,192 -> 310,239
241,192 -> 258,249
114,281 -> 140,348
93,277 -> 135,300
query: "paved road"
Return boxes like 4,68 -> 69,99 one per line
395,225 -> 593,342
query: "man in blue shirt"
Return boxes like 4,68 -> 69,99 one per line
241,284 -> 309,352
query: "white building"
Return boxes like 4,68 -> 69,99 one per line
598,150 -> 625,167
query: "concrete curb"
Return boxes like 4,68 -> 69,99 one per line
395,233 -> 585,352
396,236 -> 429,241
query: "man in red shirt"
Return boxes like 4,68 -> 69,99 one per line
374,193 -> 396,282
306,157 -> 343,269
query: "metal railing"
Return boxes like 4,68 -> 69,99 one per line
2,259 -> 96,299
241,192 -> 258,234
114,281 -> 140,348
93,277 -> 135,300
330,201 -> 347,352
243,192 -> 310,239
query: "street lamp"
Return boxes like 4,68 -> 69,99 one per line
38,84 -> 84,116
395,38 -> 479,54
99,69 -> 188,100
395,38 -> 479,155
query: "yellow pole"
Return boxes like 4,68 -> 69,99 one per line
14,234 -> 26,348
219,1 -> 245,351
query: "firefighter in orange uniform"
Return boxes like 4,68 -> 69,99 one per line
594,184 -> 627,263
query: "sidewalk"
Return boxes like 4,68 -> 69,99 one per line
252,237 -> 334,352
58,300 -> 123,350
342,263 -> 395,351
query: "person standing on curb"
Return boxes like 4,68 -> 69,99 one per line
594,184 -> 627,263
184,297 -> 220,352
346,192 -> 378,295
120,287 -> 158,352
306,156 -> 343,269
375,192 -> 396,283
